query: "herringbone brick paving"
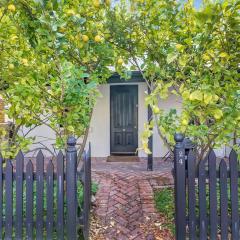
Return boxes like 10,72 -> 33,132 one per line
92,159 -> 173,240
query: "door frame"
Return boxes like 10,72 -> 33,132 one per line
110,84 -> 139,156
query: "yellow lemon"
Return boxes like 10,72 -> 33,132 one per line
182,119 -> 189,126
117,58 -> 124,65
176,44 -> 184,52
82,35 -> 89,42
8,4 -> 16,12
93,0 -> 100,8
59,27 -> 66,33
105,0 -> 111,6
213,109 -> 223,120
21,58 -> 28,66
94,35 -> 102,43
66,9 -> 75,16
8,64 -> 14,70
213,94 -> 219,102
152,106 -> 160,114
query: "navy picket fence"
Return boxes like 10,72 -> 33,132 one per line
0,137 -> 91,240
174,133 -> 240,239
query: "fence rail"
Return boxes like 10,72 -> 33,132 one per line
0,137 -> 91,240
174,133 -> 240,240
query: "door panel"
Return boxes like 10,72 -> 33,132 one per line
110,85 -> 138,154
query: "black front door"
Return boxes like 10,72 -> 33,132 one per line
110,85 -> 138,155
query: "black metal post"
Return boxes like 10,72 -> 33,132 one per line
174,133 -> 186,240
66,136 -> 77,240
147,86 -> 153,171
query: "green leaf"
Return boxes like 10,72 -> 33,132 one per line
167,52 -> 178,64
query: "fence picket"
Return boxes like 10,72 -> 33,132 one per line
0,139 -> 91,240
208,150 -> 217,239
187,150 -> 196,239
5,160 -> 13,239
89,143 -> 92,201
0,154 -> 3,238
57,151 -> 64,239
83,147 -> 91,239
26,160 -> 34,240
229,150 -> 239,240
174,134 -> 186,239
174,137 -> 240,240
198,158 -> 207,239
15,151 -> 24,239
66,137 -> 77,240
220,159 -> 228,239
46,160 -> 54,239
36,151 -> 44,239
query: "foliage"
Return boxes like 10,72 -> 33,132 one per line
0,0 -> 117,157
106,0 -> 240,159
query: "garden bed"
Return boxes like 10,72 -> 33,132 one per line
154,188 -> 175,236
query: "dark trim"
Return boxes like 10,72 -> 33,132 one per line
147,86 -> 153,171
108,71 -> 145,84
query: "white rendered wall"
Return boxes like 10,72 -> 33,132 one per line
87,82 -> 149,158
153,94 -> 182,158
22,82 -> 230,158
88,82 -> 183,158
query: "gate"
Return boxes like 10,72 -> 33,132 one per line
174,133 -> 239,239
0,136 -> 91,239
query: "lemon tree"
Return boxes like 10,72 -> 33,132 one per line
106,0 -> 240,159
0,0 -> 117,157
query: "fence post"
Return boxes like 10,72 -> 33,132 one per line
66,136 -> 77,240
174,133 -> 186,240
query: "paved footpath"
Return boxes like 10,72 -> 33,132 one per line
91,159 -> 173,240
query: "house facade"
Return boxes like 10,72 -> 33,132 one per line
1,71 -> 231,159
87,71 -> 182,159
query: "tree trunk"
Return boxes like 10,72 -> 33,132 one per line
77,110 -> 93,166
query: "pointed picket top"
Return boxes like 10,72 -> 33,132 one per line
36,150 -> 44,161
26,160 -> 33,172
57,151 -> 64,171
6,159 -> 13,169
229,149 -> 238,172
36,150 -> 44,171
15,150 -> 24,162
47,160 -> 54,172
220,158 -> 227,166
229,149 -> 238,162
57,150 -> 64,160
219,159 -> 227,173
208,149 -> 216,162
16,150 -> 24,172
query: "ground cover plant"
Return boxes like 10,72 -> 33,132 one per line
154,188 -> 175,234
154,179 -> 240,236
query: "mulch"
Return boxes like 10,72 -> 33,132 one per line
89,212 -> 174,240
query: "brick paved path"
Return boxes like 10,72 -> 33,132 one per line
92,166 -> 173,240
